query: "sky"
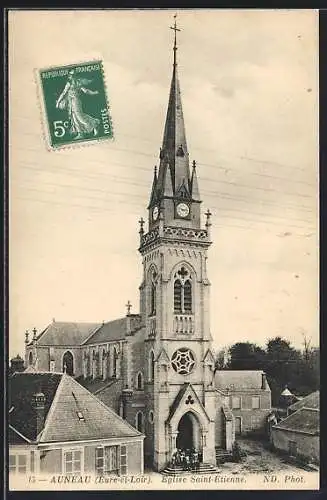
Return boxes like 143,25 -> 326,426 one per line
9,9 -> 318,358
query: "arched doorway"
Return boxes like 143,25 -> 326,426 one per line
62,351 -> 74,376
176,412 -> 202,456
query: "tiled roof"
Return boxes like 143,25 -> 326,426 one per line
288,390 -> 319,412
41,374 -> 141,442
35,322 -> 101,346
215,370 -> 266,391
9,372 -> 62,441
274,407 -> 319,435
83,317 -> 128,344
9,372 -> 142,445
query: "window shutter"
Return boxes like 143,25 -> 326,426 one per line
95,447 -> 104,475
120,445 -> 127,475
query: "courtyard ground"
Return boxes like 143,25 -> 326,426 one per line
219,438 -> 316,474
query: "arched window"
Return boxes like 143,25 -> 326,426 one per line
148,410 -> 154,424
184,280 -> 192,313
174,280 -> 182,312
174,267 -> 192,314
149,268 -> 158,316
149,350 -> 155,382
136,372 -> 144,390
150,282 -> 156,316
28,351 -> 33,366
113,347 -> 118,378
135,411 -> 144,432
102,349 -> 106,377
62,351 -> 74,376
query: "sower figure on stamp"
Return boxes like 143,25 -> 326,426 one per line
56,69 -> 100,140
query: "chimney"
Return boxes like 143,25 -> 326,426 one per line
10,354 -> 25,373
121,386 -> 133,420
31,391 -> 46,437
261,373 -> 267,390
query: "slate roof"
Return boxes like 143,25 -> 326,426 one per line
35,322 -> 102,346
288,390 -> 319,412
215,370 -> 267,391
274,407 -> 319,435
83,318 -> 128,345
9,372 -> 62,441
9,372 -> 142,444
41,374 -> 142,443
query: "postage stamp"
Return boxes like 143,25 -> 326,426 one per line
38,60 -> 113,149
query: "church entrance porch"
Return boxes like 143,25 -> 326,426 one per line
176,412 -> 203,462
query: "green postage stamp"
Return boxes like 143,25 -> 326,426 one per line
38,60 -> 113,149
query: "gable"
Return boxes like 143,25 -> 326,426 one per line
166,383 -> 210,425
41,374 -> 142,443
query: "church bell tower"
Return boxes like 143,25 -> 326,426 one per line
138,17 -> 217,471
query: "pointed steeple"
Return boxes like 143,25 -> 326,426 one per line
156,16 -> 191,201
191,160 -> 200,200
145,16 -> 203,233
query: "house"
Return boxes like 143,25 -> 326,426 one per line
271,390 -> 320,464
9,372 -> 144,477
215,370 -> 272,437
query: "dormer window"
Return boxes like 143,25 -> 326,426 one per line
77,411 -> 85,421
176,144 -> 185,157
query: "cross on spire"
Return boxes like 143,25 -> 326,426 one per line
170,13 -> 181,67
126,300 -> 132,316
138,217 -> 145,232
205,209 -> 212,222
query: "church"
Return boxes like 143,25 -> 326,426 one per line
23,21 -> 271,472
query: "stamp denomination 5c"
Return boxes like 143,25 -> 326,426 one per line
38,60 -> 113,149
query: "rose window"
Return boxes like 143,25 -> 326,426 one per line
171,348 -> 195,375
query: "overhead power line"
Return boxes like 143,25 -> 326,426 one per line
12,177 -> 315,227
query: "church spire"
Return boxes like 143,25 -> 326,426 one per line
155,15 -> 191,202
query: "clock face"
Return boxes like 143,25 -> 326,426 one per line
176,202 -> 190,218
152,206 -> 159,221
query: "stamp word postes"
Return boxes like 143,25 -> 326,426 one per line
39,61 -> 113,148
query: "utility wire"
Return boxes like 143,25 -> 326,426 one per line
15,163 -> 315,214
13,177 -> 315,226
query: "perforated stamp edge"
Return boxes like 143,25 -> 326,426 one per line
34,57 -> 115,152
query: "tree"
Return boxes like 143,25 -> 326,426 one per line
227,342 -> 266,370
265,336 -> 302,405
